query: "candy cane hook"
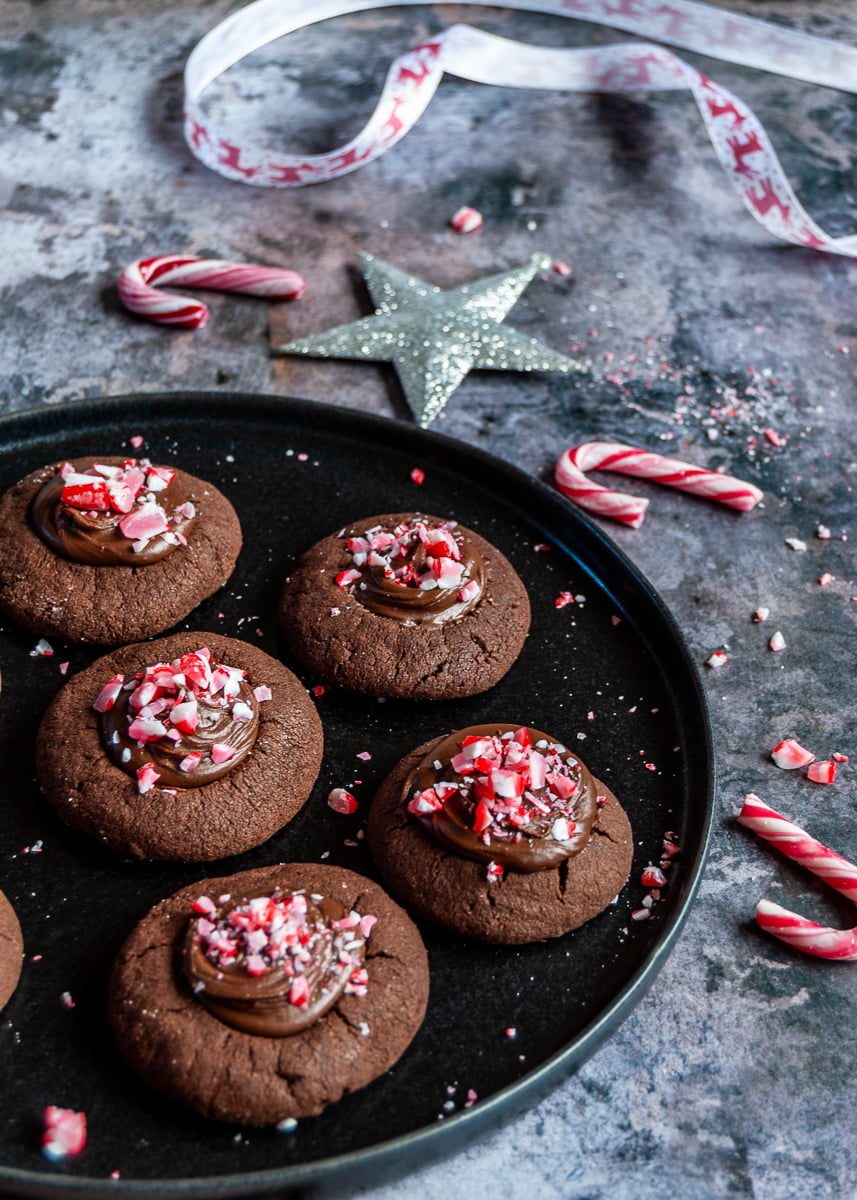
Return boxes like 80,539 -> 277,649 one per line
118,255 -> 307,329
554,441 -> 763,528
738,793 -> 857,961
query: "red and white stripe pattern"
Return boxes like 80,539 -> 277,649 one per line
554,441 -> 763,528
118,255 -> 306,329
738,793 -> 857,961
183,0 -> 857,260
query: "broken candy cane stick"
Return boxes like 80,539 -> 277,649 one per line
737,793 -> 857,961
554,442 -> 763,529
118,255 -> 307,329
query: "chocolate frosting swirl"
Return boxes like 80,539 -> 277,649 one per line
405,723 -> 601,873
341,517 -> 485,625
102,679 -> 259,789
184,890 -> 366,1037
31,458 -> 196,566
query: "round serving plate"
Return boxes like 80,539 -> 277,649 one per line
0,393 -> 713,1198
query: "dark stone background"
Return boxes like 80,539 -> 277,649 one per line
0,2 -> 854,1197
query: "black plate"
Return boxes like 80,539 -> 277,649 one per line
0,394 -> 713,1198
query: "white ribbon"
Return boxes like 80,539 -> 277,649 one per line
184,0 -> 857,256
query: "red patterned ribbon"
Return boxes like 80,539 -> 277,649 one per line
184,0 -> 857,258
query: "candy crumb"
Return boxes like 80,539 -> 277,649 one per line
752,607 -> 770,623
450,207 -> 483,234
464,1088 -> 478,1108
129,435 -> 144,449
832,752 -> 849,763
706,650 -> 728,668
42,1108 -> 86,1160
769,631 -> 787,653
785,536 -> 807,552
816,525 -> 832,540
553,260 -> 573,276
505,1027 -> 517,1039
771,739 -> 815,769
410,467 -> 425,485
327,788 -> 358,815
819,573 -> 834,586
807,760 -> 836,785
30,639 -> 54,657
276,1117 -> 298,1134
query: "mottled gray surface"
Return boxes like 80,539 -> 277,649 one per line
1,1 -> 856,1197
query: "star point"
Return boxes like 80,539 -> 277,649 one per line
276,254 -> 587,427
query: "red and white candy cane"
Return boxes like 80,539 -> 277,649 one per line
554,442 -> 763,529
738,793 -> 857,961
117,256 -> 307,329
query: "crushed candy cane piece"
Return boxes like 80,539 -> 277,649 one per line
328,788 -> 358,815
706,650 -> 728,668
31,639 -> 54,658
553,261 -> 573,276
450,206 -> 483,234
816,524 -> 832,540
771,739 -> 815,770
752,607 -> 770,623
819,573 -> 834,586
410,467 -> 425,485
784,536 -> 807,552
641,865 -> 667,889
42,1108 -> 86,1161
807,760 -> 836,785
769,631 -> 787,653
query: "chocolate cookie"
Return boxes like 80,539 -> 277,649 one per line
0,889 -> 23,1012
279,513 -> 531,700
36,633 -> 323,861
367,724 -> 633,944
0,457 -> 242,644
109,862 -> 429,1125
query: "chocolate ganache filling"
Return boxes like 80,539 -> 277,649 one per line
96,648 -> 263,791
405,723 -> 601,872
31,457 -> 196,566
184,889 -> 370,1036
336,517 -> 485,625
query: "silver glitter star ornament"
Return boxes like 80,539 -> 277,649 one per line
276,253 -> 587,427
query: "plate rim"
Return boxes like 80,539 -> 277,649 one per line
0,391 -> 715,1198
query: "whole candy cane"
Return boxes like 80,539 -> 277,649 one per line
737,793 -> 857,961
554,442 -> 763,529
118,256 -> 307,329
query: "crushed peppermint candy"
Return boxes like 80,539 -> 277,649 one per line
189,889 -> 374,1015
337,518 -> 480,608
30,639 -> 54,657
449,206 -> 483,234
706,650 -> 728,668
771,738 -> 815,769
42,1107 -> 86,1161
784,536 -> 807,552
768,631 -> 787,653
752,607 -> 770,623
58,460 -> 191,553
94,648 -> 270,792
807,760 -> 836,785
408,726 -> 599,873
410,467 -> 425,485
327,788 -> 358,815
